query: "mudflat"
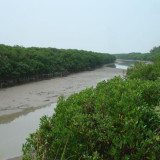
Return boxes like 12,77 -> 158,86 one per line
0,66 -> 124,120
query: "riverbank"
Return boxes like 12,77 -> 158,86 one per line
0,66 -> 124,123
0,66 -> 124,160
0,44 -> 115,89
8,156 -> 22,160
22,57 -> 160,160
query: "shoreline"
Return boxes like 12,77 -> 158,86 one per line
0,66 -> 124,122
0,66 -> 124,160
8,156 -> 22,160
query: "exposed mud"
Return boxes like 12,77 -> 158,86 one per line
0,66 -> 124,121
0,65 -> 125,160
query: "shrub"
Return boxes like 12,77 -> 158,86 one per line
22,77 -> 160,160
126,58 -> 160,81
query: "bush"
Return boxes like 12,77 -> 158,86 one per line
22,77 -> 160,160
126,57 -> 160,81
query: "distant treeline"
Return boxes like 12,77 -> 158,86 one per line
114,45 -> 160,61
0,44 -> 115,88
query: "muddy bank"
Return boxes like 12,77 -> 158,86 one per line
0,66 -> 124,121
0,65 -> 125,160
8,156 -> 22,160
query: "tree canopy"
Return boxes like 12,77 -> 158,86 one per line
114,45 -> 160,61
0,44 -> 115,87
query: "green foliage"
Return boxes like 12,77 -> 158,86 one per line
22,76 -> 160,160
22,45 -> 160,159
114,52 -> 151,61
0,44 -> 115,81
114,45 -> 160,61
126,57 -> 160,81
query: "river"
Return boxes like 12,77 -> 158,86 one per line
0,59 -> 136,160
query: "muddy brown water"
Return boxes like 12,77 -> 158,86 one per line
0,60 -> 137,160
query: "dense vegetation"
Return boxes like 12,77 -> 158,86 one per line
114,45 -> 160,61
0,44 -> 115,87
22,55 -> 160,159
114,52 -> 150,61
126,57 -> 160,81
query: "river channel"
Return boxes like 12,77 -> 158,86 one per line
0,59 -> 136,160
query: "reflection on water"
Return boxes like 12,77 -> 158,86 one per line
115,64 -> 128,70
106,59 -> 137,70
0,103 -> 56,160
114,59 -> 136,70
0,106 -> 48,124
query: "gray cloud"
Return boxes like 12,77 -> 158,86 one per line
0,0 -> 160,53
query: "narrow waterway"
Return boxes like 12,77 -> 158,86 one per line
0,103 -> 56,160
0,59 -> 137,160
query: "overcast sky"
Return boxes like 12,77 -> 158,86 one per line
0,0 -> 160,53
